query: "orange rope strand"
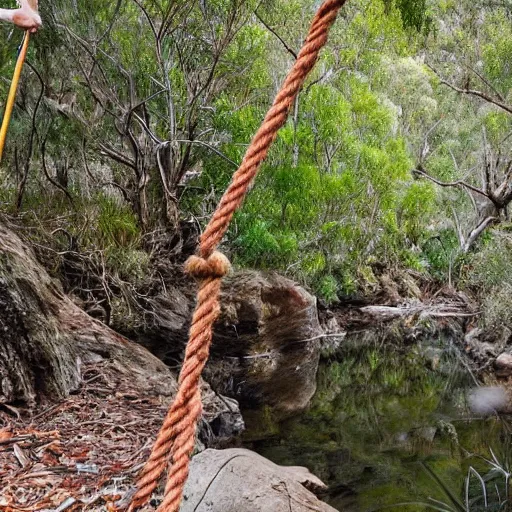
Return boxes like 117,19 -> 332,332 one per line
129,1 -> 347,510
201,0 -> 345,258
0,32 -> 30,163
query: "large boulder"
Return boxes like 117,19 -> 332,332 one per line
181,448 -> 337,512
111,267 -> 322,427
205,271 -> 322,420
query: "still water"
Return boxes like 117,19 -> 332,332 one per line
247,335 -> 512,511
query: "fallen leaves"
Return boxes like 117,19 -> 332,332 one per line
12,445 -> 30,468
0,363 -> 169,511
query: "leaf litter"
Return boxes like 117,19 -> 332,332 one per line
0,364 -> 168,511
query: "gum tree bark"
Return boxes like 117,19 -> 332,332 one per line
0,221 -> 175,405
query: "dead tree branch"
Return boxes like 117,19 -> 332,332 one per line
428,64 -> 512,115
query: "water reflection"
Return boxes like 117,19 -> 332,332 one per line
247,336 -> 512,511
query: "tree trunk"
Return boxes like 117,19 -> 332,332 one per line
0,220 -> 175,405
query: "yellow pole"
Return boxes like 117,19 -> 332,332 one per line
0,32 -> 31,163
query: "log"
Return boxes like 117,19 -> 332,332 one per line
359,304 -> 476,319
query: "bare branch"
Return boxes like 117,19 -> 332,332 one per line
131,0 -> 159,42
98,143 -> 136,170
254,11 -> 297,59
466,63 -> 505,102
428,64 -> 512,115
100,182 -> 130,203
15,60 -> 45,211
463,216 -> 497,252
482,127 -> 492,195
450,204 -> 465,249
173,139 -> 239,168
304,68 -> 340,96
413,167 -> 491,199
156,144 -> 178,199
419,118 -> 443,162
81,138 -> 97,184
96,0 -> 123,45
41,139 -> 75,207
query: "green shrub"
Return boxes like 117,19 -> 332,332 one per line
481,282 -> 512,330
465,234 -> 512,328
469,235 -> 512,290
316,274 -> 339,303
422,230 -> 460,280
96,195 -> 140,248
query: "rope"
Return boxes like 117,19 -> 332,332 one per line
129,1 -> 347,510
0,32 -> 31,163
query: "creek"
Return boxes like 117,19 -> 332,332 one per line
245,332 -> 512,511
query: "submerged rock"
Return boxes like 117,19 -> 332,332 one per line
467,386 -> 509,414
182,448 -> 337,512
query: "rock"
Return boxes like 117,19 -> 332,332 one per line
494,353 -> 512,377
112,269 -> 322,423
206,271 -> 322,419
200,383 -> 245,445
464,328 -> 498,361
467,386 -> 509,414
181,448 -> 337,512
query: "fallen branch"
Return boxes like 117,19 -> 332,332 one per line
359,304 -> 479,319
222,332 -> 348,360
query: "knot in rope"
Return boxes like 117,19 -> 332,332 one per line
184,251 -> 231,280
130,2 -> 346,510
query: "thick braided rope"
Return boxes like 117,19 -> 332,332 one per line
129,1 -> 346,511
128,258 -> 227,511
200,0 -> 346,258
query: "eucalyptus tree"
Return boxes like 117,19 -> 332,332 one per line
0,0 -> 488,300
0,0 -> 267,233
410,0 -> 512,253
62,0 -> 269,230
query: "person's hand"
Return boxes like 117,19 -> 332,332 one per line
12,9 -> 42,33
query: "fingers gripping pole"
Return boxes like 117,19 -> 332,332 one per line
0,32 -> 31,163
